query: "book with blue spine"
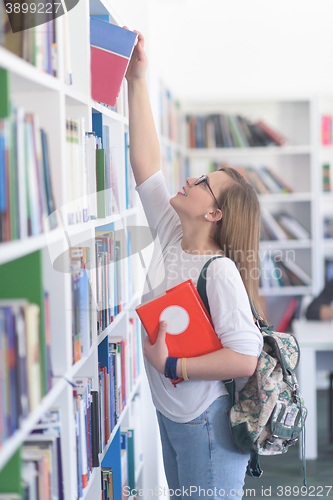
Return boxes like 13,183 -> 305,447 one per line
90,18 -> 137,107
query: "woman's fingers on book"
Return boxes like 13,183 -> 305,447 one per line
143,322 -> 169,374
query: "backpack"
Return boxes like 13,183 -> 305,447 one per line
196,256 -> 308,485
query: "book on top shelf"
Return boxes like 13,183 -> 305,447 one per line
135,280 -> 222,360
90,19 -> 137,107
186,113 -> 289,149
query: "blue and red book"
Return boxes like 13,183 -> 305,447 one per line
90,18 -> 138,106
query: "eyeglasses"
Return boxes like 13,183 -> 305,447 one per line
194,175 -> 222,212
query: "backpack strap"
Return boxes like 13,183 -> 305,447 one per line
197,256 -> 236,405
197,256 -> 264,479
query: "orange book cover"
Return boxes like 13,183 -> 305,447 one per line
135,279 -> 222,358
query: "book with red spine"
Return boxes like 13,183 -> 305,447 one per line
256,120 -> 288,146
135,279 -> 222,359
90,19 -> 138,107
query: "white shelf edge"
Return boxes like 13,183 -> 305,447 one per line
91,99 -> 128,124
98,377 -> 141,463
259,286 -> 313,297
0,228 -> 64,265
81,467 -> 99,500
135,459 -> 144,483
0,378 -> 66,472
0,47 -> 62,92
259,192 -> 313,203
186,145 -> 313,158
260,239 -> 312,250
0,211 -> 132,265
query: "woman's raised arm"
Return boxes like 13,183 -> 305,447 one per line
125,29 -> 161,186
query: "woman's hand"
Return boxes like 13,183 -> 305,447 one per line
124,28 -> 148,82
144,321 -> 169,374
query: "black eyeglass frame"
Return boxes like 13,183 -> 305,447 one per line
194,175 -> 222,212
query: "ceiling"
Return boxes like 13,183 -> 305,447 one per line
144,0 -> 333,102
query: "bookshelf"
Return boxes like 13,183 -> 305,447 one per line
317,96 -> 333,290
182,98 -> 322,325
0,2 -> 160,499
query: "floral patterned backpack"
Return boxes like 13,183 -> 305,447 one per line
197,257 -> 308,485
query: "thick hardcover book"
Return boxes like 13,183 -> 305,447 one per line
90,19 -> 138,106
135,279 -> 222,358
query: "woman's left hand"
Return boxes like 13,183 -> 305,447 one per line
144,321 -> 169,374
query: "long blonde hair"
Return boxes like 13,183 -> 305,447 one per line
214,165 -> 264,320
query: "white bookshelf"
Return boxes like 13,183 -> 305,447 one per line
316,96 -> 333,290
182,98 -> 321,311
0,1 -> 160,498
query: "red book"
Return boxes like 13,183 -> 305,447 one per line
90,19 -> 138,107
257,120 -> 287,146
135,280 -> 222,358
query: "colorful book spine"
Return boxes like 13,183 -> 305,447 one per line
322,115 -> 332,145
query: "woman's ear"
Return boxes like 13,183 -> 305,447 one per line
208,209 -> 222,223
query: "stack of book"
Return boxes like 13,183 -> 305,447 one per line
187,114 -> 288,148
260,255 -> 312,289
101,427 -> 137,500
260,210 -> 310,241
92,115 -> 120,218
69,247 -> 92,365
322,163 -> 332,192
95,227 -> 127,333
159,83 -> 182,143
127,318 -> 140,394
22,409 -> 64,499
232,165 -> 293,194
65,118 -> 89,225
73,377 -> 96,498
0,70 -> 57,241
125,132 -> 136,210
0,295 -> 53,446
323,217 -> 333,239
322,115 -> 332,145
0,1 -> 58,76
98,335 -> 128,448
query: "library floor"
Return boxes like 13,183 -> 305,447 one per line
244,390 -> 333,499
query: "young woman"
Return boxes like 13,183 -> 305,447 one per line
126,30 -> 264,499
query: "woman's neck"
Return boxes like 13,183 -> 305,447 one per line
181,223 -> 223,255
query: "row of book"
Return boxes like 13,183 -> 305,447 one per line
21,409 -> 64,500
98,323 -> 141,448
101,392 -> 143,500
0,0 -> 58,77
73,377 -> 99,498
69,247 -> 93,365
187,114 -> 288,149
322,163 -> 332,192
261,209 -> 310,242
65,115 -> 136,225
0,294 -> 53,448
321,115 -> 333,145
159,83 -> 182,143
323,217 -> 333,239
0,70 -> 57,242
98,337 -> 126,445
232,165 -> 293,195
260,255 -> 312,289
95,229 -> 122,333
125,132 -> 135,210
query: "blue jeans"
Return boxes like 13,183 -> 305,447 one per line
156,395 -> 250,499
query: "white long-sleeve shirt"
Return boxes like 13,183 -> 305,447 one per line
136,170 -> 263,423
